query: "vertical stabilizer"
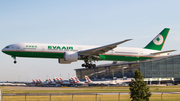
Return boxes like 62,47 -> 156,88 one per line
74,77 -> 80,82
144,28 -> 170,51
59,78 -> 64,83
70,77 -> 75,84
85,76 -> 92,82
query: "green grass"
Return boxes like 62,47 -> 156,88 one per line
2,86 -> 180,93
1,86 -> 180,101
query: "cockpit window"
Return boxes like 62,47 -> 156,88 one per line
5,46 -> 9,48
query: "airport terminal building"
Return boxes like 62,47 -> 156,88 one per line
75,54 -> 180,82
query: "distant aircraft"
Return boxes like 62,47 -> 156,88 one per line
70,77 -> 76,84
48,79 -> 54,84
38,79 -> 42,84
32,79 -> 44,84
115,77 -> 132,84
85,76 -> 116,85
2,28 -> 175,68
36,79 -> 41,84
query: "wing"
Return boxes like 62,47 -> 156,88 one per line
78,39 -> 132,56
150,50 -> 176,55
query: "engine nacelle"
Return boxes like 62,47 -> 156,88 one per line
64,51 -> 79,61
58,59 -> 72,64
58,51 -> 79,64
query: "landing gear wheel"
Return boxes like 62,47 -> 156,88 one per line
92,64 -> 96,68
83,59 -> 96,69
82,64 -> 85,67
86,64 -> 90,68
14,61 -> 17,64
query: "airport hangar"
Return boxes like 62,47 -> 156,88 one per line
75,54 -> 180,84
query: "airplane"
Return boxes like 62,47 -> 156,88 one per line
0,83 -> 26,86
85,76 -> 116,85
115,77 -> 132,85
2,28 -> 175,69
32,79 -> 46,85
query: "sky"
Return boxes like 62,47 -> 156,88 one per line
1,0 -> 180,82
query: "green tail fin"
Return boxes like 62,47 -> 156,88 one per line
144,28 -> 170,51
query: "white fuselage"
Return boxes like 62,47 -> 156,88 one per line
2,43 -> 168,61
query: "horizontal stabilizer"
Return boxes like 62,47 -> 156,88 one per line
150,50 -> 176,55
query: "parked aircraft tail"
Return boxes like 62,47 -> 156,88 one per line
70,77 -> 76,84
144,28 -> 170,51
32,79 -> 36,83
38,79 -> 42,83
74,77 -> 80,83
59,77 -> 64,83
53,78 -> 59,83
55,77 -> 61,83
48,79 -> 52,84
85,76 -> 92,83
36,79 -> 40,84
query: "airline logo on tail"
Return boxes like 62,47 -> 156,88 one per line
36,79 -> 40,84
153,34 -> 163,45
55,78 -> 62,83
70,77 -> 76,84
48,79 -> 52,84
59,78 -> 64,83
53,78 -> 60,83
32,79 -> 36,84
85,76 -> 91,83
38,79 -> 42,83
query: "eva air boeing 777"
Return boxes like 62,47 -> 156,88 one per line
2,28 -> 175,69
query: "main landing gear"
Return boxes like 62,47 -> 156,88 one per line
81,59 -> 96,69
81,63 -> 96,69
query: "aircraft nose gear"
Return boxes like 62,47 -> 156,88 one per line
12,56 -> 17,64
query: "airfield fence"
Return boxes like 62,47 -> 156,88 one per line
2,92 -> 180,101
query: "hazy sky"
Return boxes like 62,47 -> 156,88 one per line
1,0 -> 180,82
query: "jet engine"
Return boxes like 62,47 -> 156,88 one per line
58,51 -> 79,64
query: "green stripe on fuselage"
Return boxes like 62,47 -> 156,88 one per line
99,54 -> 153,61
3,51 -> 64,58
3,51 -> 153,61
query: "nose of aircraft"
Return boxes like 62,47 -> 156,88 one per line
2,47 -> 5,53
2,45 -> 10,54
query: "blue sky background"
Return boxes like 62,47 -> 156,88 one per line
1,0 -> 180,82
